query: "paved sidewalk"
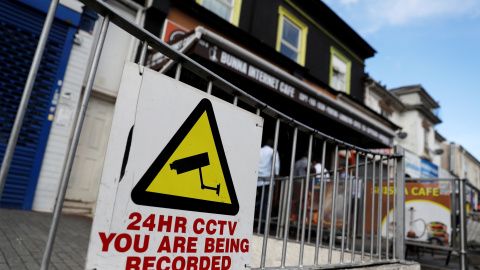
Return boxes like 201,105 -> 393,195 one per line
0,208 -> 92,270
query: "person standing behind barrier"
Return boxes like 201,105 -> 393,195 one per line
256,138 -> 280,233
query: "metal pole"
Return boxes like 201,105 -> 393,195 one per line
281,127 -> 298,268
308,164 -> 315,243
459,178 -> 468,270
328,145 -> 339,264
0,0 -> 60,200
233,95 -> 238,106
370,155 -> 376,261
346,168 -> 353,249
377,155 -> 384,260
394,146 -> 405,260
361,154 -> 368,262
260,118 -> 280,269
40,14 -> 110,270
392,157 -> 397,260
351,152 -> 360,262
297,178 -> 304,241
386,157 -> 391,259
276,179 -> 285,238
175,62 -> 182,80
314,140 -> 327,265
138,41 -> 148,67
207,81 -> 213,94
341,149 -> 350,263
299,134 -> 313,266
257,183 -> 266,234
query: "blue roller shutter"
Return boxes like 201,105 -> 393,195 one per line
0,0 -> 77,209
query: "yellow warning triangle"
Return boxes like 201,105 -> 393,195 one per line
131,99 -> 239,215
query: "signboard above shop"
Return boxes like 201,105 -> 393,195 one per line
193,39 -> 393,147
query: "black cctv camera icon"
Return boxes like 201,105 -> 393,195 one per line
170,152 -> 220,196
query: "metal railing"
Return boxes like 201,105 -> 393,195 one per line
252,148 -> 405,269
404,178 -> 468,270
0,0 -> 406,269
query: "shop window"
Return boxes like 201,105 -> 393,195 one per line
196,0 -> 242,26
276,6 -> 308,66
329,47 -> 351,94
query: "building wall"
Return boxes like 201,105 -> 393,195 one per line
32,30 -> 94,212
243,0 -> 367,101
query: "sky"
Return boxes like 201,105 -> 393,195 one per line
322,0 -> 480,160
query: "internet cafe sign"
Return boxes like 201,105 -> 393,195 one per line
194,40 -> 392,147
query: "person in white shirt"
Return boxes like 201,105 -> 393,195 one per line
256,139 -> 280,233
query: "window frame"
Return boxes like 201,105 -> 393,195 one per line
329,46 -> 352,94
275,6 -> 308,66
196,0 -> 242,26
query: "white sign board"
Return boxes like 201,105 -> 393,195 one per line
85,63 -> 263,270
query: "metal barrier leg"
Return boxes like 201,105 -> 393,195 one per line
0,0 -> 60,200
328,145 -> 339,264
40,14 -> 111,270
341,149 -> 350,263
260,118 -> 280,269
299,134 -> 313,266
394,146 -> 405,260
361,154 -> 368,262
351,152 -> 360,262
459,178 -> 468,270
281,127 -> 298,268
377,155 -> 384,259
370,155 -> 376,261
314,140 -> 327,265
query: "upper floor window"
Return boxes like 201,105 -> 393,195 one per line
196,0 -> 242,26
276,6 -> 308,66
329,47 -> 351,94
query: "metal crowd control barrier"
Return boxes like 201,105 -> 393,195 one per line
253,148 -> 405,268
0,0 -> 406,269
404,178 -> 468,270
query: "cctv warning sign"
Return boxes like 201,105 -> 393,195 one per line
131,99 -> 239,215
85,63 -> 263,270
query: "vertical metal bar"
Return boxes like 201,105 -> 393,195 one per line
233,95 -> 238,106
392,156 -> 397,260
257,183 -> 266,234
377,155 -> 384,260
256,108 -> 261,116
314,140 -> 327,265
207,81 -> 213,94
138,41 -> 148,67
346,168 -> 353,249
40,14 -> 110,270
328,145 -> 339,264
296,179 -> 304,241
386,157 -> 391,259
308,167 -> 315,243
394,146 -> 405,260
361,154 -> 368,262
299,134 -> 313,266
0,0 -> 60,200
459,178 -> 468,270
341,149 -> 350,263
175,62 -> 182,80
370,155 -> 376,261
276,179 -> 285,238
452,181 -> 458,250
281,127 -> 298,268
260,118 -> 280,269
351,152 -> 360,262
